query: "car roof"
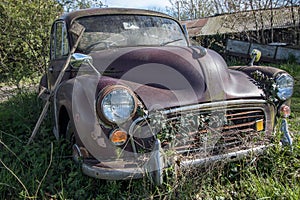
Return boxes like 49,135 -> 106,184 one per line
60,8 -> 176,26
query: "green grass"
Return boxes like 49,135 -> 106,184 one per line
0,62 -> 299,199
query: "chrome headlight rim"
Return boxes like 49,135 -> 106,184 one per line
96,85 -> 137,125
275,73 -> 294,101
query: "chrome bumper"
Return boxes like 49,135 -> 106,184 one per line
80,144 -> 269,183
81,139 -> 164,184
82,163 -> 145,180
180,145 -> 270,167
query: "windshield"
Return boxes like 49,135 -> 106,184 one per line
75,15 -> 188,52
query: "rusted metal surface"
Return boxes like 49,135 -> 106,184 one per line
40,8 -> 294,183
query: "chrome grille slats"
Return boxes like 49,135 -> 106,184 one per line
152,101 -> 269,157
129,100 -> 272,157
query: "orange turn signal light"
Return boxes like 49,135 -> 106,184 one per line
110,129 -> 128,146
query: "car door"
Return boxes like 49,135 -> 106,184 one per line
48,20 -> 70,90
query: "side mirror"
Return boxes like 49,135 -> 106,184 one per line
249,49 -> 261,66
70,53 -> 93,68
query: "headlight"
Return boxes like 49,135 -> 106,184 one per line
97,85 -> 137,125
276,73 -> 294,100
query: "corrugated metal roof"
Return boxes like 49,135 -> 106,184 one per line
182,6 -> 300,36
181,18 -> 208,36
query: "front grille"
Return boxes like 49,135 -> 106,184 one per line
153,105 -> 269,157
130,100 -> 272,159
131,100 -> 273,157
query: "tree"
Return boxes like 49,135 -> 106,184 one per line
167,0 -> 216,20
167,0 -> 300,20
212,0 -> 297,13
0,0 -> 63,87
57,0 -> 105,12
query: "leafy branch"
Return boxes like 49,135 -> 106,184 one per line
252,70 -> 277,103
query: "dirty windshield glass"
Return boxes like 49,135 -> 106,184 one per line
75,15 -> 188,52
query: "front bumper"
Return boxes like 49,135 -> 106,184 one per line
81,139 -> 164,184
82,163 -> 145,180
80,143 -> 270,182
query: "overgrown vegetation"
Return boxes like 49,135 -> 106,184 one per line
0,1 -> 299,199
0,62 -> 299,199
0,0 -> 62,87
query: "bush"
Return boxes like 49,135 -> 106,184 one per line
0,0 -> 62,87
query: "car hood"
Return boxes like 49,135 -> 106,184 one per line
87,46 -> 263,111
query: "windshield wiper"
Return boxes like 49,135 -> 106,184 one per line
160,38 -> 184,46
83,41 -> 112,53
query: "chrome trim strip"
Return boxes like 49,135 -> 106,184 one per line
160,99 -> 266,115
181,145 -> 270,167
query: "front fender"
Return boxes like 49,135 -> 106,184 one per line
229,65 -> 286,79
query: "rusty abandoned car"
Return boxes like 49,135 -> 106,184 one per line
33,8 -> 294,184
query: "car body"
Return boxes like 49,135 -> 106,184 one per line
39,8 -> 294,184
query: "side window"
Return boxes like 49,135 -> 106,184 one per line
50,21 -> 69,59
